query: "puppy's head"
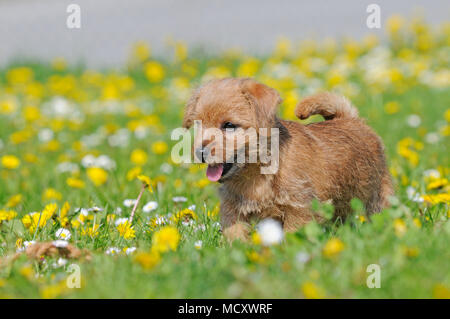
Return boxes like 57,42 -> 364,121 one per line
183,78 -> 282,182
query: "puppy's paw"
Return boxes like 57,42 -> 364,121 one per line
223,223 -> 250,243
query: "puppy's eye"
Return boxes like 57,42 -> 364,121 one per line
222,122 -> 237,130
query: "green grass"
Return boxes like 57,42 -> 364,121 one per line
0,22 -> 449,298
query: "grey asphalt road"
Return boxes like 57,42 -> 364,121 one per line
0,0 -> 448,68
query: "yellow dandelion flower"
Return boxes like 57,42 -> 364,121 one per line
301,281 -> 325,299
137,174 -> 153,193
322,238 -> 345,258
42,188 -> 62,201
1,155 -> 20,169
402,246 -> 420,258
144,61 -> 165,83
71,219 -> 81,229
42,140 -> 60,152
386,15 -> 405,34
15,238 -> 23,249
207,204 -> 220,218
24,153 -> 38,163
0,209 -> 17,223
116,221 -> 136,240
384,101 -> 400,114
40,280 -> 68,299
130,149 -> 148,165
394,218 -> 407,237
86,167 -> 108,186
171,208 -> 197,223
107,214 -> 116,223
127,166 -> 142,181
445,109 -> 450,123
151,141 -> 168,155
246,250 -> 265,263
134,250 -> 161,270
194,178 -> 211,188
422,194 -> 450,205
51,57 -> 67,71
132,41 -> 151,62
433,284 -> 450,299
81,224 -> 100,237
22,203 -> 57,233
19,265 -> 34,280
251,233 -> 262,245
427,178 -> 448,190
237,58 -> 260,77
174,179 -> 183,188
6,67 -> 33,85
152,226 -> 180,253
59,201 -> 70,227
66,177 -> 85,189
5,194 -> 22,208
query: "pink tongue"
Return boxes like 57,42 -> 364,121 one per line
206,164 -> 224,182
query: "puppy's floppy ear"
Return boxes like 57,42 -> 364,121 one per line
241,78 -> 282,126
182,87 -> 201,129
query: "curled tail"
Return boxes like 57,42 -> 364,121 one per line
295,92 -> 359,121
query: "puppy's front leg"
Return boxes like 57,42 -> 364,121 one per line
223,222 -> 250,242
282,207 -> 318,232
220,210 -> 250,242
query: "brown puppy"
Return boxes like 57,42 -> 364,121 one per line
183,78 -> 393,241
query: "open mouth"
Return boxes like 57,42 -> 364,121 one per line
206,163 -> 233,182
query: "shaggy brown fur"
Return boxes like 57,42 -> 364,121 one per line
183,78 -> 393,241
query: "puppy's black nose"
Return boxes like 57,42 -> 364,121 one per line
195,147 -> 206,163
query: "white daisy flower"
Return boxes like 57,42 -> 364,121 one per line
81,154 -> 97,168
143,201 -> 158,213
423,169 -> 440,179
38,128 -> 54,142
124,247 -> 137,255
256,218 -> 284,246
88,206 -> 103,213
172,196 -> 187,203
188,204 -> 196,211
407,114 -> 421,128
134,126 -> 148,139
123,199 -> 137,207
52,257 -> 68,268
96,155 -> 116,170
108,128 -> 130,148
425,132 -> 440,144
55,228 -> 71,240
194,240 -> 203,250
406,186 -> 424,203
49,97 -> 73,116
160,163 -> 173,174
295,251 -> 311,265
53,240 -> 69,248
57,257 -> 68,267
56,161 -> 79,173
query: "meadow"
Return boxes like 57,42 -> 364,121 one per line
0,16 -> 449,298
